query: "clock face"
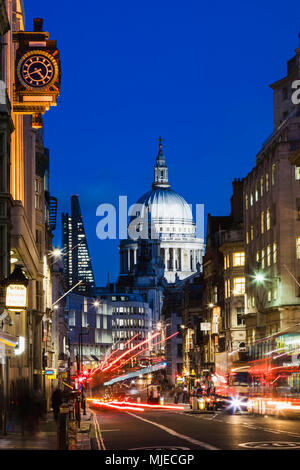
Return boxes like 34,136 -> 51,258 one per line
20,54 -> 55,88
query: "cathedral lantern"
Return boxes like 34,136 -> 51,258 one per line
13,18 -> 61,128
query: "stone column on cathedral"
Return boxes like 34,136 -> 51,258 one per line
172,248 -> 176,271
192,250 -> 196,271
134,247 -> 137,265
164,248 -> 168,271
180,248 -> 184,271
127,249 -> 131,272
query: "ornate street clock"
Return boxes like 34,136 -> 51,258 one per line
13,18 -> 61,129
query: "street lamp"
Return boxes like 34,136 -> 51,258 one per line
254,273 -> 266,284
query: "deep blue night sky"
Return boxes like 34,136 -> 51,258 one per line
25,0 -> 300,286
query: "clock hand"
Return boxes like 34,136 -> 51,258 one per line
25,68 -> 42,77
36,69 -> 46,79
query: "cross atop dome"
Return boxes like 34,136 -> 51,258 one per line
153,137 -> 170,189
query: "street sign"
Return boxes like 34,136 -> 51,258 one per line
200,322 -> 211,331
42,369 -> 56,378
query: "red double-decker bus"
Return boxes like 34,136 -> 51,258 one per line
247,325 -> 300,417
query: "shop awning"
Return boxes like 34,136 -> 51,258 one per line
0,332 -> 18,348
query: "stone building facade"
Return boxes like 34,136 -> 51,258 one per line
0,1 -> 61,426
243,36 -> 300,351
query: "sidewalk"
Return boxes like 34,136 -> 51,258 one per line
0,408 -> 92,450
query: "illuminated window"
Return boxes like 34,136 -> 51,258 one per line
273,288 -> 277,300
224,255 -> 227,270
251,296 -> 255,308
268,290 -> 272,302
250,225 -> 254,240
233,252 -> 245,266
225,279 -> 230,298
261,211 -> 264,234
267,244 -> 271,266
273,242 -> 277,263
297,238 -> 300,259
245,194 -> 248,210
295,166 -> 300,180
266,173 -> 269,192
250,193 -> 253,206
260,177 -> 264,197
256,251 -> 260,263
233,277 -> 245,295
261,249 -> 265,269
266,208 -> 271,230
255,183 -> 258,201
246,229 -> 249,244
225,254 -> 230,269
272,164 -> 275,185
214,286 -> 218,303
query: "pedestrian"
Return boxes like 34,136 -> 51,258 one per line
51,388 -> 63,421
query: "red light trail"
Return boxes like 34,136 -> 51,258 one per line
90,400 -> 144,412
101,331 -> 160,372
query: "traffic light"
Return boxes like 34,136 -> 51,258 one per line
42,354 -> 48,369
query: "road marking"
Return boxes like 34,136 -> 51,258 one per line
126,412 -> 219,450
91,411 -> 106,450
129,446 -> 190,450
239,441 -> 300,449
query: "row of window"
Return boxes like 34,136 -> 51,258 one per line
246,209 -> 272,242
255,243 -> 277,267
112,318 -> 146,327
224,252 -> 245,269
225,277 -> 245,298
113,306 -> 146,314
247,288 -> 278,308
245,165 -> 275,209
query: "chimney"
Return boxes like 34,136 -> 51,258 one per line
230,178 -> 243,223
33,18 -> 43,32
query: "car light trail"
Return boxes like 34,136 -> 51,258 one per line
90,400 -> 144,412
110,400 -> 185,410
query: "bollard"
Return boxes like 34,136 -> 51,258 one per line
57,404 -> 69,450
68,419 -> 78,450
82,398 -> 86,416
191,396 -> 198,411
75,397 -> 80,428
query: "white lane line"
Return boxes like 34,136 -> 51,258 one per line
126,412 -> 219,450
